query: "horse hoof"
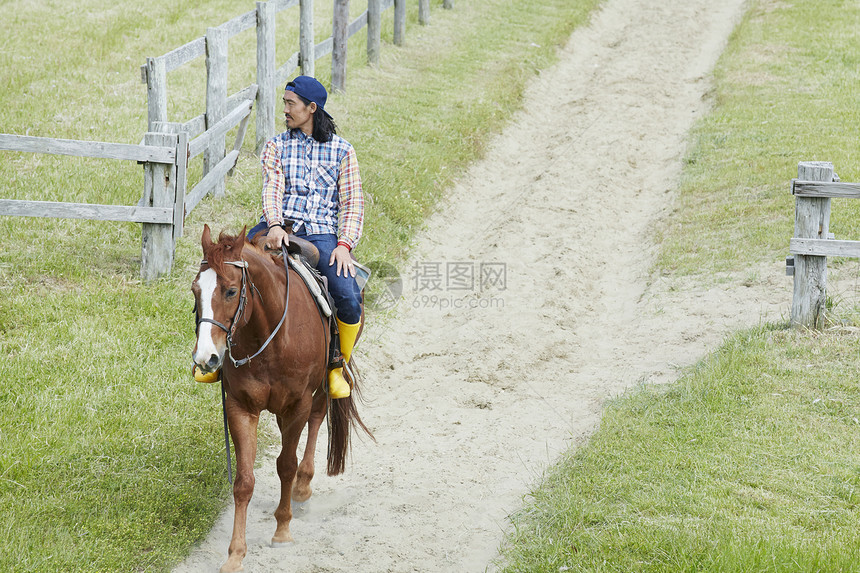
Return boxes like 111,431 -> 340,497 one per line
271,536 -> 293,548
219,560 -> 244,573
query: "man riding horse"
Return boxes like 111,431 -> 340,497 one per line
247,75 -> 364,399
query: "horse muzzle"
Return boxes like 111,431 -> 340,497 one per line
193,324 -> 227,373
193,350 -> 224,373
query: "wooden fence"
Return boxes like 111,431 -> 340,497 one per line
0,132 -> 188,282
0,64 -> 256,282
1,0 -> 452,282
787,161 -> 860,328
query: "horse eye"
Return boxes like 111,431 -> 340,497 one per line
226,288 -> 238,298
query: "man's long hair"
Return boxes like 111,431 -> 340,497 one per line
291,93 -> 338,143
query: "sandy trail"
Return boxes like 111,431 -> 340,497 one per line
172,0 -> 792,571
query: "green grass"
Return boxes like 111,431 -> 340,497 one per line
0,283 -> 230,571
0,0 -> 600,570
499,0 -> 860,570
657,0 -> 860,276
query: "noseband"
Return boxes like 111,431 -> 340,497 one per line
196,246 -> 290,368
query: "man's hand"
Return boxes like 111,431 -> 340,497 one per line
330,244 -> 356,277
265,225 -> 289,250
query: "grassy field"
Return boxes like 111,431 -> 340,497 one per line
0,0 -> 600,571
498,0 -> 860,571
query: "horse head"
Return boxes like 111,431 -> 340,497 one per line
191,224 -> 249,374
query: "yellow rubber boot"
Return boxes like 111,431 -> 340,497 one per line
328,318 -> 361,399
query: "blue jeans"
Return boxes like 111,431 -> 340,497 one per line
248,222 -> 362,323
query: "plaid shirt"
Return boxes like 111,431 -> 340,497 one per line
260,129 -> 363,250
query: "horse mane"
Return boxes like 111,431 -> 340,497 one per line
247,232 -> 283,264
204,231 -> 238,278
206,230 -> 281,278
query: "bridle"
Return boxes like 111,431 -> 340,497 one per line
196,246 -> 290,368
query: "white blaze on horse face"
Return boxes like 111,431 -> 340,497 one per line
194,268 -> 224,368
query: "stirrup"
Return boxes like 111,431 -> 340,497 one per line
328,349 -> 344,370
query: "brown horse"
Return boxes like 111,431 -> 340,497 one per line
191,225 -> 369,573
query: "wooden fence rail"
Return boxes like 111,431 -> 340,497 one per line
787,161 -> 860,329
0,134 -> 174,164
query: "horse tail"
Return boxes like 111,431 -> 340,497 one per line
326,358 -> 374,476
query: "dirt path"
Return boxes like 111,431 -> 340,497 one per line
172,0 -> 789,571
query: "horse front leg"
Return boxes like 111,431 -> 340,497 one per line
221,407 -> 260,573
292,390 -> 327,503
272,397 -> 312,546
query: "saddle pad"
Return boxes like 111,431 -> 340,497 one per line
288,254 -> 332,317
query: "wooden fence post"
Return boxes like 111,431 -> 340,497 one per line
172,131 -> 188,240
256,1 -> 277,153
145,57 -> 167,130
332,0 -> 349,92
394,0 -> 406,46
791,161 -> 834,329
300,0 -> 315,76
205,26 -> 228,198
367,0 -> 382,66
141,132 -> 179,282
419,0 -> 430,25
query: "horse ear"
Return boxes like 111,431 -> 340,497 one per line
231,227 -> 247,256
201,224 -> 212,250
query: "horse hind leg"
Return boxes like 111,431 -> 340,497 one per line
292,390 -> 327,503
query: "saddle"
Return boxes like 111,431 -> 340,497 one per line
285,234 -> 320,267
278,233 -> 369,309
